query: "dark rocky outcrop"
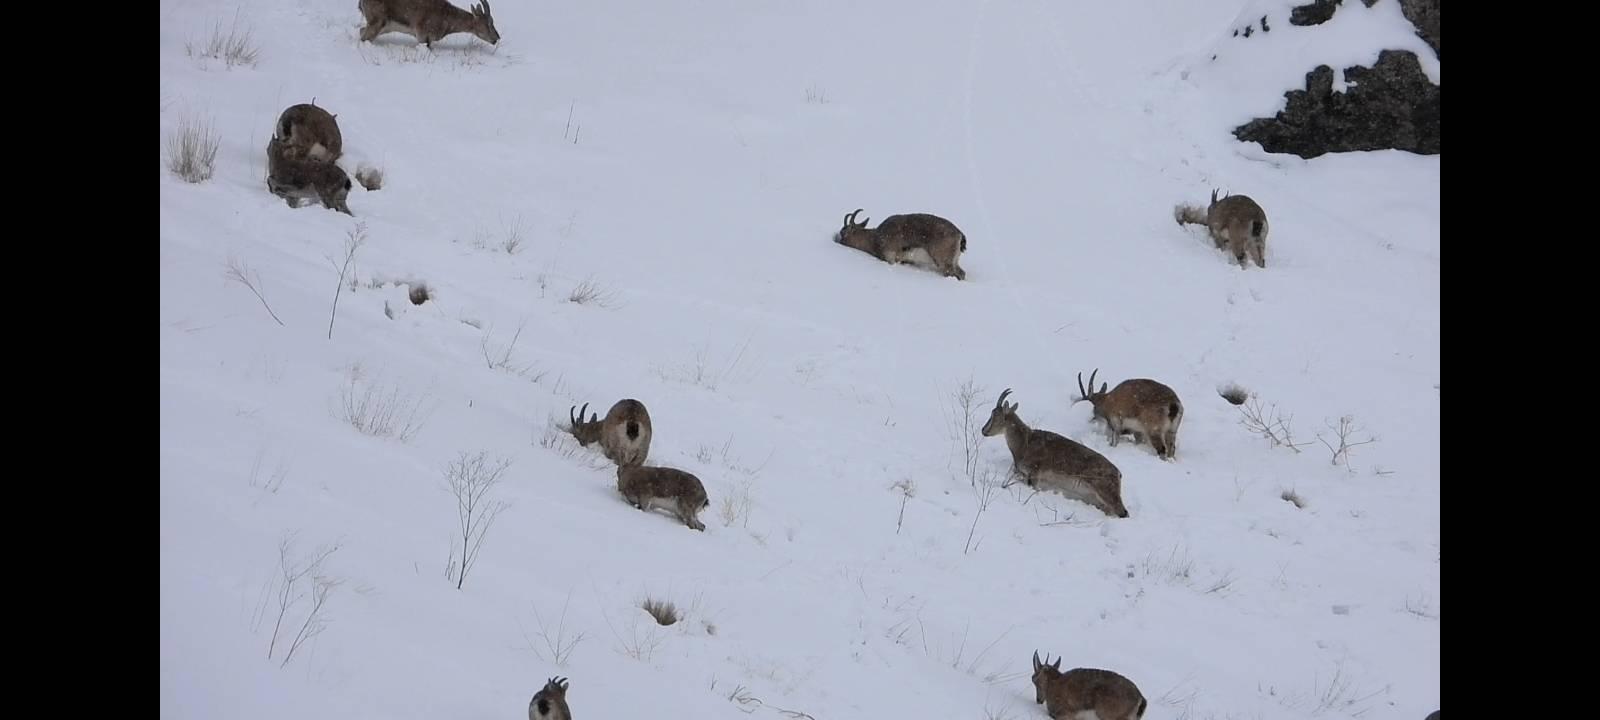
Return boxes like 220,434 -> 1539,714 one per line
1289,0 -> 1377,27
1400,0 -> 1439,59
1234,50 -> 1438,158
1236,0 -> 1438,158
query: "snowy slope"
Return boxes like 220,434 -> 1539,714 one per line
160,0 -> 1440,717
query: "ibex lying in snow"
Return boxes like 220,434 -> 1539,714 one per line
528,676 -> 571,720
616,465 -> 710,531
1073,369 -> 1184,461
983,389 -> 1129,518
569,399 -> 652,467
1032,652 -> 1147,720
1175,189 -> 1269,269
834,209 -> 968,280
266,136 -> 354,215
358,0 -> 501,48
274,103 -> 342,163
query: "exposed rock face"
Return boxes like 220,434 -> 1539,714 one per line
1400,0 -> 1439,59
1288,0 -> 1377,27
1236,0 -> 1438,159
1234,50 -> 1438,158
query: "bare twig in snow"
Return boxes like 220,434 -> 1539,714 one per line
1318,415 -> 1377,470
444,450 -> 511,590
1238,397 -> 1312,452
520,589 -> 587,666
327,224 -> 368,339
226,257 -> 285,326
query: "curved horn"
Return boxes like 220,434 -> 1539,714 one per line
996,388 -> 1014,409
1074,370 -> 1103,403
845,208 -> 864,227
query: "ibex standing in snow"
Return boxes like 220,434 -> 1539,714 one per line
616,464 -> 710,531
266,136 -> 354,214
834,209 -> 968,280
982,389 -> 1129,518
1031,652 -> 1147,720
358,0 -> 501,48
528,676 -> 571,720
568,399 -> 652,467
1074,369 -> 1184,461
1175,189 -> 1269,269
274,103 -> 343,163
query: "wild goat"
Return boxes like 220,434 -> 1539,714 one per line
1032,652 -> 1147,720
1073,369 -> 1184,461
274,103 -> 342,163
834,209 -> 968,280
983,389 -> 1129,518
528,677 -> 570,720
358,0 -> 500,48
1175,189 -> 1269,268
266,136 -> 354,215
568,399 -> 652,467
616,465 -> 709,531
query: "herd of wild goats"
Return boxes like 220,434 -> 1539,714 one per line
234,2 -> 1436,720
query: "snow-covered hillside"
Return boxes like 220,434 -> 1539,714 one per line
160,0 -> 1440,717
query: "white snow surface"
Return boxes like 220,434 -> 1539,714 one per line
160,0 -> 1440,718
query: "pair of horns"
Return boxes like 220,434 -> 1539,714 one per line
569,403 -> 596,425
